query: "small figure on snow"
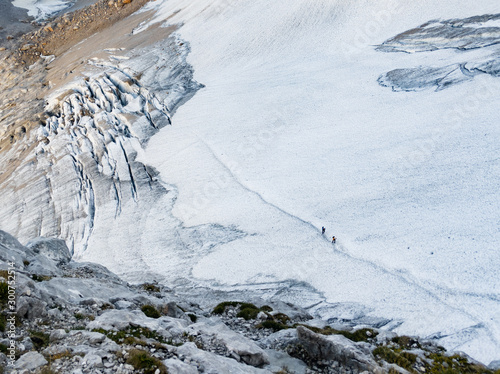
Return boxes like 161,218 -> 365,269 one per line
322,226 -> 326,235
332,236 -> 336,244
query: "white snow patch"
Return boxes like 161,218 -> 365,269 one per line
109,55 -> 130,61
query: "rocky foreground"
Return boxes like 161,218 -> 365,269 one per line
0,230 -> 499,374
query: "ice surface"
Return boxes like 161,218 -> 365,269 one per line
2,0 -> 497,364
131,0 -> 500,364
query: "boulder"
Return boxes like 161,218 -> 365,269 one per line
296,326 -> 379,372
44,345 -> 71,356
20,337 -> 34,352
260,328 -> 298,348
87,309 -> 150,331
17,296 -> 47,319
114,299 -> 134,309
264,349 -> 307,374
79,297 -> 107,306
48,308 -> 63,318
37,277 -> 135,304
0,230 -> 29,254
188,318 -> 269,367
257,311 -> 268,321
87,309 -> 188,339
176,343 -> 271,373
69,330 -> 106,345
83,353 -> 103,368
489,360 -> 500,370
164,301 -> 185,318
26,255 -> 61,276
0,230 -> 33,265
163,358 -> 199,374
50,329 -> 68,342
26,237 -> 72,264
264,300 -> 312,321
14,351 -> 48,370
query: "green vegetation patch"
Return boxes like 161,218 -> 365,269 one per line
101,303 -> 114,310
261,305 -> 273,312
122,336 -> 148,346
141,304 -> 161,319
29,330 -> 50,350
273,313 -> 291,324
126,349 -> 168,374
372,344 -> 500,374
426,352 -> 496,374
213,301 -> 274,321
0,281 -> 8,305
237,303 -> 260,320
212,301 -> 241,315
256,320 -> 290,332
92,325 -> 169,345
141,283 -> 161,293
74,313 -> 94,321
391,335 -> 421,349
373,346 -> 417,372
342,327 -> 378,342
296,324 -> 378,343
39,368 -> 57,374
46,350 -> 73,361
31,274 -> 52,282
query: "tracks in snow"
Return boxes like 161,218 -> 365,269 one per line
195,136 -> 499,347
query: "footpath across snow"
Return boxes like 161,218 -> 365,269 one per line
136,0 -> 500,364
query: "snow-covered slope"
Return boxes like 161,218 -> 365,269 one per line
132,0 -> 499,363
1,0 -> 499,365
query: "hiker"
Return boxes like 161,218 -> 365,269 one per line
322,226 -> 326,234
332,236 -> 336,244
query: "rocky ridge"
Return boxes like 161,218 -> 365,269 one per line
1,230 -> 500,374
2,0 -> 151,66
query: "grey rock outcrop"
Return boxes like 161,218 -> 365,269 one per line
26,236 -> 72,264
14,351 -> 48,370
163,358 -> 199,374
176,342 -> 271,374
17,295 -> 48,319
83,353 -> 104,368
0,230 -> 34,265
187,318 -> 270,367
49,329 -> 68,342
489,360 -> 500,370
260,328 -> 299,350
1,230 -> 496,374
296,326 -> 380,373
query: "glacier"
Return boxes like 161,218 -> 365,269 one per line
138,0 -> 500,363
0,0 -> 499,365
